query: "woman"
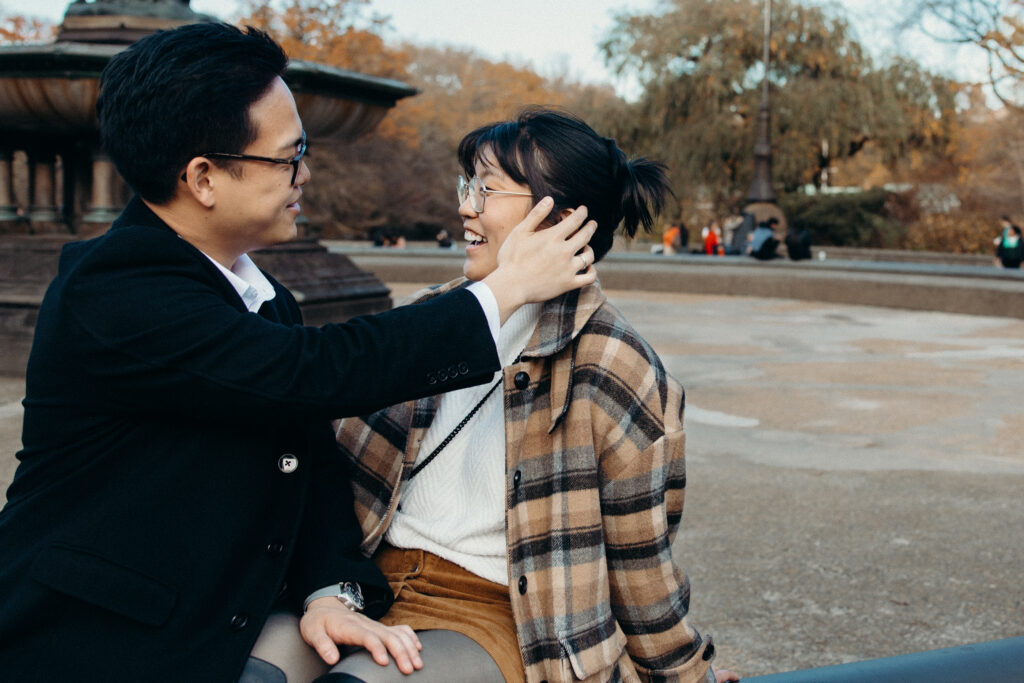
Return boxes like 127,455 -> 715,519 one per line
334,109 -> 737,683
994,215 -> 1023,269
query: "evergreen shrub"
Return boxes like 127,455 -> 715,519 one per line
779,190 -> 907,248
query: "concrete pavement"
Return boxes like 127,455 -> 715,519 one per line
1,285 -> 1022,677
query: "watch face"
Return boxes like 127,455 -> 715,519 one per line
338,581 -> 365,611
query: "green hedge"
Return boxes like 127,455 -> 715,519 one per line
779,190 -> 906,248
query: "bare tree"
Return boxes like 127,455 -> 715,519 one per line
901,0 -> 1024,109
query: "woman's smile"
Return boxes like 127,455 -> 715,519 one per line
464,228 -> 488,245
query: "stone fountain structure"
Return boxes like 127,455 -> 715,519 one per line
0,0 -> 416,374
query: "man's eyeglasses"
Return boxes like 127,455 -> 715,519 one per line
182,133 -> 308,185
457,175 -> 532,213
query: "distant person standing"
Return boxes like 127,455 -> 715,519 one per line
721,213 -> 742,252
994,215 -> 1023,269
728,212 -> 755,255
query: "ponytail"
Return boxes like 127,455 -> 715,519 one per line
599,136 -> 673,258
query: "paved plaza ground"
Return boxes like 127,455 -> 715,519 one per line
2,286 -> 1022,677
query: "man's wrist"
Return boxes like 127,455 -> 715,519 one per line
303,581 -> 364,613
480,269 -> 523,325
465,281 -> 501,346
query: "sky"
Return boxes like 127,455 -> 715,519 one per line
15,0 -> 989,95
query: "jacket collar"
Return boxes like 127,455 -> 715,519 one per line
523,282 -> 605,359
107,195 -> 258,314
111,195 -> 175,234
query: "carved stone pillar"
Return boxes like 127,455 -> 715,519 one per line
80,152 -> 121,235
28,151 -> 63,232
0,150 -> 22,228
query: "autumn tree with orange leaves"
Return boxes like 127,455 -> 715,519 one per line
0,11 -> 56,44
240,0 -> 407,78
602,0 -> 962,217
238,0 -> 591,236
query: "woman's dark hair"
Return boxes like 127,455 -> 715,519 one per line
457,107 -> 672,262
97,23 -> 288,204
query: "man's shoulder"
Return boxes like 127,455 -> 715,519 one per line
60,222 -> 186,272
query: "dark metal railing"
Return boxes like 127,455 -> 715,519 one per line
746,635 -> 1024,682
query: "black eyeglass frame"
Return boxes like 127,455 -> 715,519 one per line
180,132 -> 307,185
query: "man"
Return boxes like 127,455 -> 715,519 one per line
0,23 -> 596,681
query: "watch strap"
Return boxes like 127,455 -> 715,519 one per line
303,582 -> 363,613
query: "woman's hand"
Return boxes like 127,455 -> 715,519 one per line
714,665 -> 741,682
300,598 -> 423,673
482,197 -> 597,323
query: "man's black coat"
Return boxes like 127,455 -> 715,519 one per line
0,198 -> 499,681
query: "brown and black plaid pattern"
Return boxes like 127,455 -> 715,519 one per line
338,280 -> 715,682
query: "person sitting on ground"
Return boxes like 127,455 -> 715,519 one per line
333,108 -> 739,683
785,223 -> 812,261
662,221 -> 683,254
436,228 -> 454,249
749,217 -> 780,260
703,220 -> 723,255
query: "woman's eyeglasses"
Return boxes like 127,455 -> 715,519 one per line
457,175 -> 532,213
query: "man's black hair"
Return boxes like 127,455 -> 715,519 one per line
97,23 -> 288,204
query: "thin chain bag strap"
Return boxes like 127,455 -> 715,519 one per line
408,353 -> 522,481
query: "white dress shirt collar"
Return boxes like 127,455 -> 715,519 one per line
201,253 -> 276,313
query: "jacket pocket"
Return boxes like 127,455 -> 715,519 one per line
30,543 -> 177,627
559,615 -> 629,680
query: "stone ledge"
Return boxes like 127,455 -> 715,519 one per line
331,246 -> 1024,320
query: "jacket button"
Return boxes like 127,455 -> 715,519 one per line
427,372 -> 437,385
230,613 -> 249,631
514,371 -> 529,389
518,576 -> 527,594
513,470 -> 521,488
447,365 -> 458,378
266,542 -> 284,555
278,454 -> 298,473
458,362 -> 469,375
438,368 -> 449,381
702,642 -> 716,660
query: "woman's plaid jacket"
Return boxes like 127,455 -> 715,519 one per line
337,279 -> 716,682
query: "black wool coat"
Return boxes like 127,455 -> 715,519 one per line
0,197 -> 499,681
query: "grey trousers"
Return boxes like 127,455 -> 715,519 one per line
239,611 -> 503,683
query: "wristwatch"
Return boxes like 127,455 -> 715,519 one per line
303,581 -> 365,613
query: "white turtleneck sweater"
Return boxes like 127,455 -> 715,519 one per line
384,301 -> 542,585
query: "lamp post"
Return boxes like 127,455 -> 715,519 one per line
744,0 -> 786,234
747,0 -> 776,204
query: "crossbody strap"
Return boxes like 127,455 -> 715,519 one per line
408,376 -> 504,481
